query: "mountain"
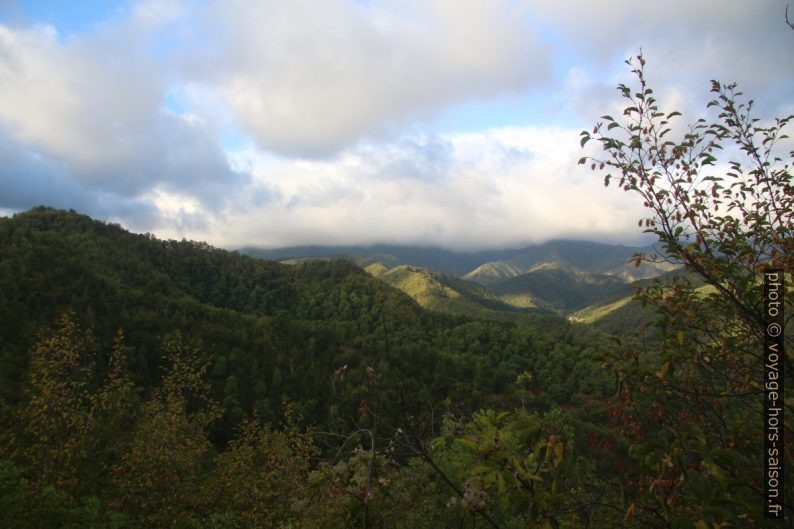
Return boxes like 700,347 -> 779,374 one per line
459,260 -> 525,288
241,244 -> 519,276
242,239 -> 676,287
242,240 -> 676,326
0,207 -> 602,425
569,295 -> 655,335
567,268 -> 694,333
489,263 -> 634,314
462,240 -> 676,286
364,263 -> 547,321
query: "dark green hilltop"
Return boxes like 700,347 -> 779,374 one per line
241,236 -> 676,329
0,206 -> 615,428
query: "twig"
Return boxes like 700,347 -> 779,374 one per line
787,4 -> 794,31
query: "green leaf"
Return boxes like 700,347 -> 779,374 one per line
458,438 -> 478,451
702,461 -> 727,484
496,471 -> 506,493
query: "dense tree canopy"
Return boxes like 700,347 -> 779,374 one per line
0,207 -> 613,527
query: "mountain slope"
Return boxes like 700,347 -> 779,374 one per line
568,295 -> 656,335
463,240 -> 675,286
365,263 -> 546,320
241,239 -> 676,282
0,207 -> 605,432
460,261 -> 525,287
567,268 -> 699,334
491,263 -> 634,314
241,244 -> 519,277
245,240 -> 674,325
0,208 -> 423,421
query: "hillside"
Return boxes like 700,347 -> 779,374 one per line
462,240 -> 676,286
244,240 -> 674,326
569,295 -> 657,335
459,260 -> 524,287
362,260 -> 664,333
365,263 -> 548,321
241,244 -> 518,276
241,239 -> 676,281
0,207 -> 605,428
567,267 -> 699,333
490,263 -> 634,314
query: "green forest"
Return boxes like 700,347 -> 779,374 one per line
1,206 -> 614,527
1,59 -> 792,528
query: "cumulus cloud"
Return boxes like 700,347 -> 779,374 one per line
0,15 -> 247,222
529,0 -> 793,117
190,0 -> 550,157
0,128 -> 163,229
0,0 -> 790,250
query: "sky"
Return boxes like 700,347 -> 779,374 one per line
0,0 -> 792,250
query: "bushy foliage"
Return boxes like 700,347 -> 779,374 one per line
580,54 -> 793,527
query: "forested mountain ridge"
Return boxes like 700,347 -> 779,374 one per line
362,260 -> 660,332
1,207 -> 619,526
489,263 -> 634,314
365,262 -> 550,320
241,243 -> 518,276
4,208 -> 582,413
243,239 -> 675,328
241,238 -> 676,281
0,204 -> 785,526
462,239 -> 676,286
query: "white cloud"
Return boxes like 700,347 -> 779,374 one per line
529,0 -> 793,116
0,0 -> 790,251
0,23 -> 160,172
191,0 -> 550,157
0,15 -> 247,218
166,126 -> 646,249
0,128 -> 164,228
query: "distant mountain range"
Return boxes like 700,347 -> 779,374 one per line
241,240 -> 673,280
487,263 -> 633,313
241,240 -> 679,331
364,263 -> 542,323
241,244 -> 520,276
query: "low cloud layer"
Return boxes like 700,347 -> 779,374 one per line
157,127 -> 647,249
0,0 -> 791,249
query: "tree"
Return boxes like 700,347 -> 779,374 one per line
580,54 -> 793,526
13,312 -> 97,499
4,314 -> 132,527
201,412 -> 315,528
112,335 -> 221,527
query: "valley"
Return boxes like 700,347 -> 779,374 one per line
243,239 -> 677,331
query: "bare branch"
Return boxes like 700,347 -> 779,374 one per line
787,4 -> 794,31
